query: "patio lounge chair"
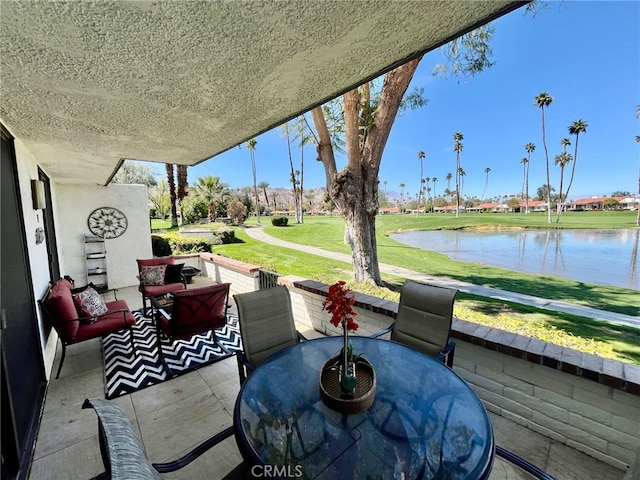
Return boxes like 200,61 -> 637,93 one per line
154,283 -> 231,375
83,398 -> 248,480
372,280 -> 458,367
233,285 -> 307,384
136,256 -> 187,314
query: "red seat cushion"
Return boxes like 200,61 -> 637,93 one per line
73,300 -> 136,342
46,279 -> 80,339
142,282 -> 185,298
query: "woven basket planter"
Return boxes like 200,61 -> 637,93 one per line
319,355 -> 376,415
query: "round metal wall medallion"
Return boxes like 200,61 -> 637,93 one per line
88,207 -> 128,238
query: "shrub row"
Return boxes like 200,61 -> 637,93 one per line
151,227 -> 236,256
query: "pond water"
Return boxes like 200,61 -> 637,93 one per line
391,229 -> 640,290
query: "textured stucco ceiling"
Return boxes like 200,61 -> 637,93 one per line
0,1 -> 525,185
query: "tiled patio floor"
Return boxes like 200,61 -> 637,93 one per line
28,281 -> 626,480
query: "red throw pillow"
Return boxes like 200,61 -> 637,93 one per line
73,287 -> 108,323
140,265 -> 167,286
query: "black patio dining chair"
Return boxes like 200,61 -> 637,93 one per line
372,279 -> 458,367
233,285 -> 307,384
83,398 -> 249,480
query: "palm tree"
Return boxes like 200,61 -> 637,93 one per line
176,164 -> 188,225
564,119 -> 588,203
524,143 -> 535,214
419,178 -> 426,212
165,163 -> 178,227
292,115 -> 311,223
280,122 -> 301,223
443,188 -> 451,204
417,151 -> 425,212
424,177 -> 430,210
246,138 -> 260,223
481,168 -> 490,202
520,158 -> 528,211
271,192 -> 278,213
258,181 -> 270,210
458,167 -> 466,199
535,92 -> 554,223
453,132 -> 463,218
399,183 -> 405,209
432,177 -> 438,212
193,175 -> 230,221
554,151 -> 573,222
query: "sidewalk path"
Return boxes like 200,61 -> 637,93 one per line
245,226 -> 640,329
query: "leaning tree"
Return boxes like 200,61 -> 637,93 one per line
307,20 -> 507,285
310,58 -> 423,284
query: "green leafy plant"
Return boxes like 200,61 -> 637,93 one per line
151,235 -> 171,256
271,216 -> 289,227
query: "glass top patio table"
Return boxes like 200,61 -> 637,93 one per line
234,336 -> 494,479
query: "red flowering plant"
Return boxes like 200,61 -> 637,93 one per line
322,281 -> 362,393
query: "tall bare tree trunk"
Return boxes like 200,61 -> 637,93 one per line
312,58 -> 421,285
176,164 -> 188,225
299,146 -> 304,223
541,108 -> 552,223
284,125 -> 300,223
165,163 -> 178,227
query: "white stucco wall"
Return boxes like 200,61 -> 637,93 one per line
11,136 -> 152,379
13,138 -> 55,375
55,183 -> 152,289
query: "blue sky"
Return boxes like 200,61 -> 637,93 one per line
188,1 -> 639,202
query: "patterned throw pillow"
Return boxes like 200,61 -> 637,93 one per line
140,265 -> 167,286
73,287 -> 108,323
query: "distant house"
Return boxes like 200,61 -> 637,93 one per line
379,207 -> 400,214
434,205 -> 465,214
568,196 -> 625,211
466,202 -> 500,213
521,200 -> 546,212
619,197 -> 640,210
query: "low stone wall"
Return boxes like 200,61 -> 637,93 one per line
198,253 -> 640,471
199,253 -> 260,295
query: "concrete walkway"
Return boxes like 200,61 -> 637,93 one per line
245,226 -> 640,329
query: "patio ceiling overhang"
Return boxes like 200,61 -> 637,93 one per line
0,1 -> 526,185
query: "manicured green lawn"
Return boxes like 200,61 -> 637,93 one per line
256,213 -> 639,317
152,212 -> 640,364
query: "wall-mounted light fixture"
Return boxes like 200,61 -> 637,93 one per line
31,179 -> 46,210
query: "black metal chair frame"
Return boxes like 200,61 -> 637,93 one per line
154,283 -> 231,376
495,445 -> 558,480
83,398 -> 247,480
